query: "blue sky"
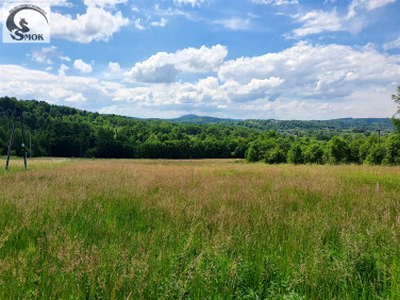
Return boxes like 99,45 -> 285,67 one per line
0,0 -> 399,120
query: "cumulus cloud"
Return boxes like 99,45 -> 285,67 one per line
73,59 -> 93,73
58,64 -> 69,76
108,62 -> 121,73
66,93 -> 87,103
125,44 -> 228,83
1,42 -> 399,120
51,6 -> 130,43
0,64 -> 116,106
218,42 -> 400,99
116,43 -> 400,114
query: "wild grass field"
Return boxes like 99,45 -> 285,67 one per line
1,158 -> 400,299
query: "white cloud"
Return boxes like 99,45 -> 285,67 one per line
383,37 -> 400,50
1,42 -> 399,120
101,62 -> 125,81
30,46 -> 70,64
83,0 -> 128,8
2,0 -> 73,7
151,18 -> 168,27
51,6 -> 130,43
213,17 -> 253,31
218,42 -> 400,99
288,0 -> 396,38
125,44 -> 228,83
65,93 -> 87,103
290,9 -> 344,37
348,0 -> 396,18
73,59 -> 93,73
252,0 -> 298,5
134,18 -> 146,30
108,62 -> 121,73
173,0 -> 205,7
58,64 -> 69,76
0,64 -> 117,107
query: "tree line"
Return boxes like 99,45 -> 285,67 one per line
0,95 -> 399,165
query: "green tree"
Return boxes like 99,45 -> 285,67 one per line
348,138 -> 365,164
365,144 -> 386,165
327,136 -> 350,164
265,147 -> 287,164
303,143 -> 324,164
383,134 -> 400,165
392,86 -> 400,131
0,126 -> 7,155
246,143 -> 259,162
287,144 -> 304,164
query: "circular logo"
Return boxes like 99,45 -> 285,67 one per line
5,4 -> 49,42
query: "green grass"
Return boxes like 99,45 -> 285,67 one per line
1,159 -> 400,298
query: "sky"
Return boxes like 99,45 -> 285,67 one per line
0,0 -> 399,120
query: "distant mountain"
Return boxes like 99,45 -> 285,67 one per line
170,114 -> 241,124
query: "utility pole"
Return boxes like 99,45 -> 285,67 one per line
5,107 -> 28,171
377,129 -> 381,145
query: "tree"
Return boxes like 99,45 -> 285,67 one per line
265,147 -> 287,164
303,143 -> 324,164
327,136 -> 350,164
365,144 -> 386,165
246,143 -> 259,162
383,134 -> 400,165
287,144 -> 304,164
392,86 -> 400,131
348,138 -> 365,164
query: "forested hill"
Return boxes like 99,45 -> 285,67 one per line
237,118 -> 394,133
170,114 -> 394,134
1,97 -> 399,165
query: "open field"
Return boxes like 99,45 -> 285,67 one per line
1,158 -> 400,298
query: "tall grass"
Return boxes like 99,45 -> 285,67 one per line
1,158 -> 400,298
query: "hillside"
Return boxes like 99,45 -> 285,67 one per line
169,114 -> 394,134
0,97 -> 399,165
170,114 -> 241,124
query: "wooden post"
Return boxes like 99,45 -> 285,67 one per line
5,120 -> 15,170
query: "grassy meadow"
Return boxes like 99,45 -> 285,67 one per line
1,158 -> 400,299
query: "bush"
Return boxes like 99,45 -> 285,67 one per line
327,136 -> 350,164
365,144 -> 386,165
303,143 -> 324,164
265,147 -> 287,164
287,144 -> 304,165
